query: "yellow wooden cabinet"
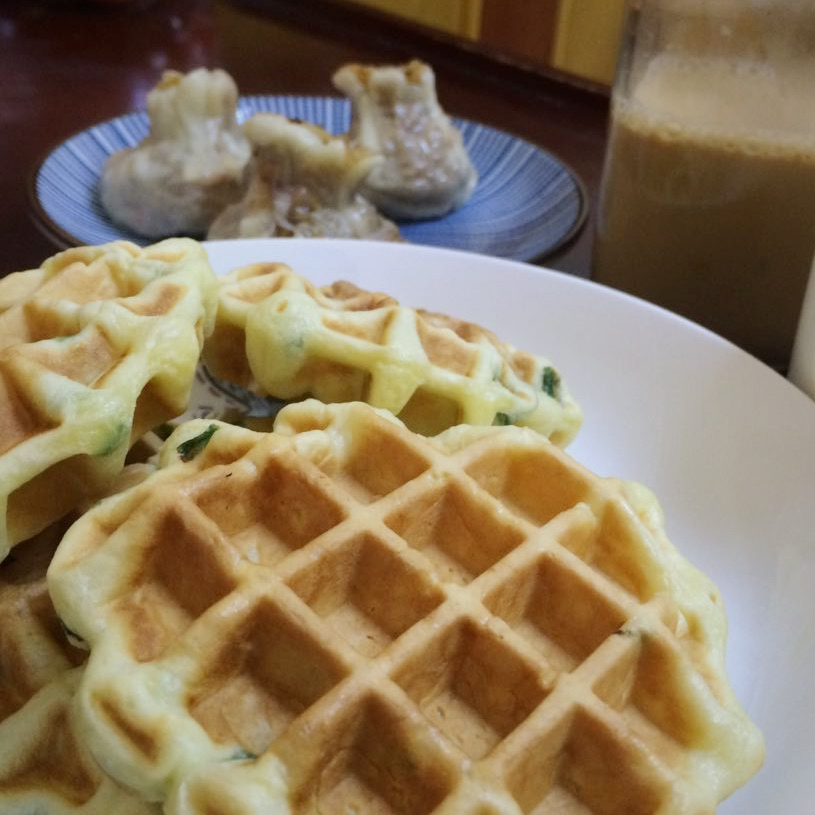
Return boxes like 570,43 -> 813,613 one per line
551,0 -> 626,84
348,0 -> 483,40
344,0 -> 626,85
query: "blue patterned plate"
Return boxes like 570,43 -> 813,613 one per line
31,96 -> 586,262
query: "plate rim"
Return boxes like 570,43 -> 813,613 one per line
29,93 -> 588,261
198,237 -> 815,812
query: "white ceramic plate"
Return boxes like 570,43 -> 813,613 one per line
200,238 -> 815,813
31,96 -> 586,262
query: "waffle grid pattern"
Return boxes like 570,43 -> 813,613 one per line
0,525 -> 84,723
204,263 -> 582,443
49,402 -> 760,815
0,525 -> 158,814
0,238 -> 216,559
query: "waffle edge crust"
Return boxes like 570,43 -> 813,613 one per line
0,238 -> 218,562
0,517 -> 161,814
203,262 -> 583,444
47,400 -> 764,815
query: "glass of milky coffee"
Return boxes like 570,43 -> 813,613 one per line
592,0 -> 815,370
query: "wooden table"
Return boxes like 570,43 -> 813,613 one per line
0,0 -> 610,278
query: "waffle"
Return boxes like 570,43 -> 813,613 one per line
0,519 -> 158,814
48,400 -> 763,814
0,238 -> 217,561
204,263 -> 582,443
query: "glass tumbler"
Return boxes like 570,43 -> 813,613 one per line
592,0 -> 815,370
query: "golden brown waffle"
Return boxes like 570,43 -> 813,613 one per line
0,520 -> 158,814
204,263 -> 582,442
48,400 -> 762,814
0,238 -> 217,561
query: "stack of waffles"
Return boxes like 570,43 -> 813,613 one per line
204,263 -> 582,443
45,400 -> 764,814
0,237 -> 763,813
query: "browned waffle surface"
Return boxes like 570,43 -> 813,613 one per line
204,263 -> 582,443
0,521 -> 158,814
0,238 -> 217,561
47,401 -> 763,814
